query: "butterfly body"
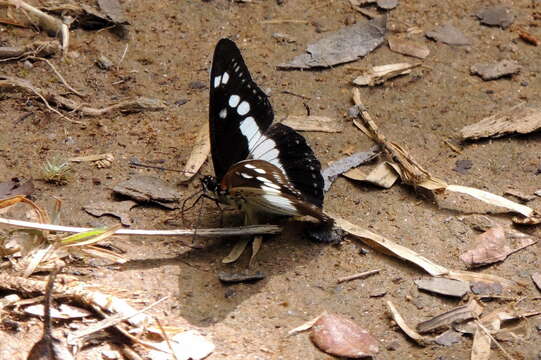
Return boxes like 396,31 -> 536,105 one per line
207,39 -> 332,226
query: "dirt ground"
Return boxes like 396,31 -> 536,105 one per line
1,0 -> 541,359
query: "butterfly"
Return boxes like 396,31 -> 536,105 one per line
202,38 -> 333,227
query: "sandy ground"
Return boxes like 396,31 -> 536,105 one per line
1,0 -> 541,359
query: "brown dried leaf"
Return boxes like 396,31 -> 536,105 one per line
281,115 -> 342,133
310,312 -> 379,358
416,299 -> 483,334
386,301 -> 432,346
460,226 -> 538,268
343,161 -> 399,188
182,124 -> 211,181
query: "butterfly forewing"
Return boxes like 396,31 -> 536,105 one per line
209,39 -> 273,182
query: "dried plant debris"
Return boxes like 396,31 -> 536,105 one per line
504,189 -> 536,203
69,153 -> 114,168
83,200 -> 137,226
281,115 -> 343,132
272,32 -> 296,43
353,62 -> 419,86
459,226 -> 538,268
113,176 -> 181,208
435,329 -> 463,346
426,24 -> 471,46
416,299 -> 483,334
321,146 -> 380,191
0,41 -> 60,60
470,60 -> 521,80
376,0 -> 398,10
415,277 -> 469,298
0,179 -> 34,198
532,272 -> 541,291
310,312 -> 379,358
218,271 -> 266,283
453,159 -> 473,174
476,6 -> 514,29
343,161 -> 399,188
147,330 -> 215,360
470,281 -> 503,296
387,36 -> 430,59
181,124 -> 211,181
386,301 -> 432,346
461,103 -> 541,140
27,269 -> 74,360
278,16 -> 386,69
517,27 -> 540,46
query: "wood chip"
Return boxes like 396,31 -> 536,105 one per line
476,6 -> 514,29
113,176 -> 180,207
532,272 -> 541,291
415,277 -> 469,298
218,271 -> 265,283
461,103 -> 541,140
353,62 -> 418,86
426,24 -> 471,46
281,115 -> 342,132
321,146 -> 380,191
388,37 -> 430,59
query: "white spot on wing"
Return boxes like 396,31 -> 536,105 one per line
219,108 -> 227,119
262,182 -> 281,190
213,75 -> 221,88
228,95 -> 240,108
237,101 -> 250,115
256,176 -> 270,183
240,117 -> 259,144
221,72 -> 229,85
262,194 -> 297,213
240,173 -> 253,179
244,163 -> 256,169
254,168 -> 266,174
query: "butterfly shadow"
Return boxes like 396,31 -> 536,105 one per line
118,215 -> 329,327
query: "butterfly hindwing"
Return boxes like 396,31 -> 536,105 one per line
249,123 -> 324,208
209,38 -> 274,182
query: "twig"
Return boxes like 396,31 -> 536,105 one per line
118,43 -> 129,67
29,57 -> 85,97
261,19 -> 309,24
0,76 -> 82,124
337,268 -> 381,283
154,317 -> 179,360
70,296 -> 169,342
0,216 -> 282,237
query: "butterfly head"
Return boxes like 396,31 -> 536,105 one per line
201,175 -> 218,194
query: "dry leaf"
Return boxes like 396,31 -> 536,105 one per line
182,124 -> 211,181
532,272 -> 541,291
415,277 -> 469,298
281,115 -> 342,132
471,327 -> 492,360
460,226 -> 538,268
222,238 -> 250,263
310,312 -> 379,358
343,161 -> 399,188
416,299 -> 483,334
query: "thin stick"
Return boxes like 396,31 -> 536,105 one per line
474,319 -> 516,360
0,216 -> 281,237
337,268 -> 381,283
261,19 -> 309,24
70,296 -> 169,341
154,317 -> 179,360
30,56 -> 85,97
118,43 -> 129,67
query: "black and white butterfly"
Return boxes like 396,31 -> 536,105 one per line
202,38 -> 333,227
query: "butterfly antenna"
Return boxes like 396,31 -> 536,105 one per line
192,196 -> 206,243
130,159 -> 197,175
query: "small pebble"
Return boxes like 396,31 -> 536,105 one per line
96,55 -> 114,70
188,81 -> 206,89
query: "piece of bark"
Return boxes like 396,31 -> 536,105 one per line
310,312 -> 379,358
476,6 -> 514,29
83,200 -> 137,226
343,162 -> 399,188
113,176 -> 180,208
416,300 -> 483,334
426,24 -> 471,46
470,281 -> 502,296
218,271 -> 266,283
470,60 -> 521,80
321,146 -> 380,191
532,272 -> 541,291
0,41 -> 59,60
388,37 -> 429,59
278,16 -> 386,69
461,104 -> 541,140
415,277 -> 469,298
435,329 -> 463,346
